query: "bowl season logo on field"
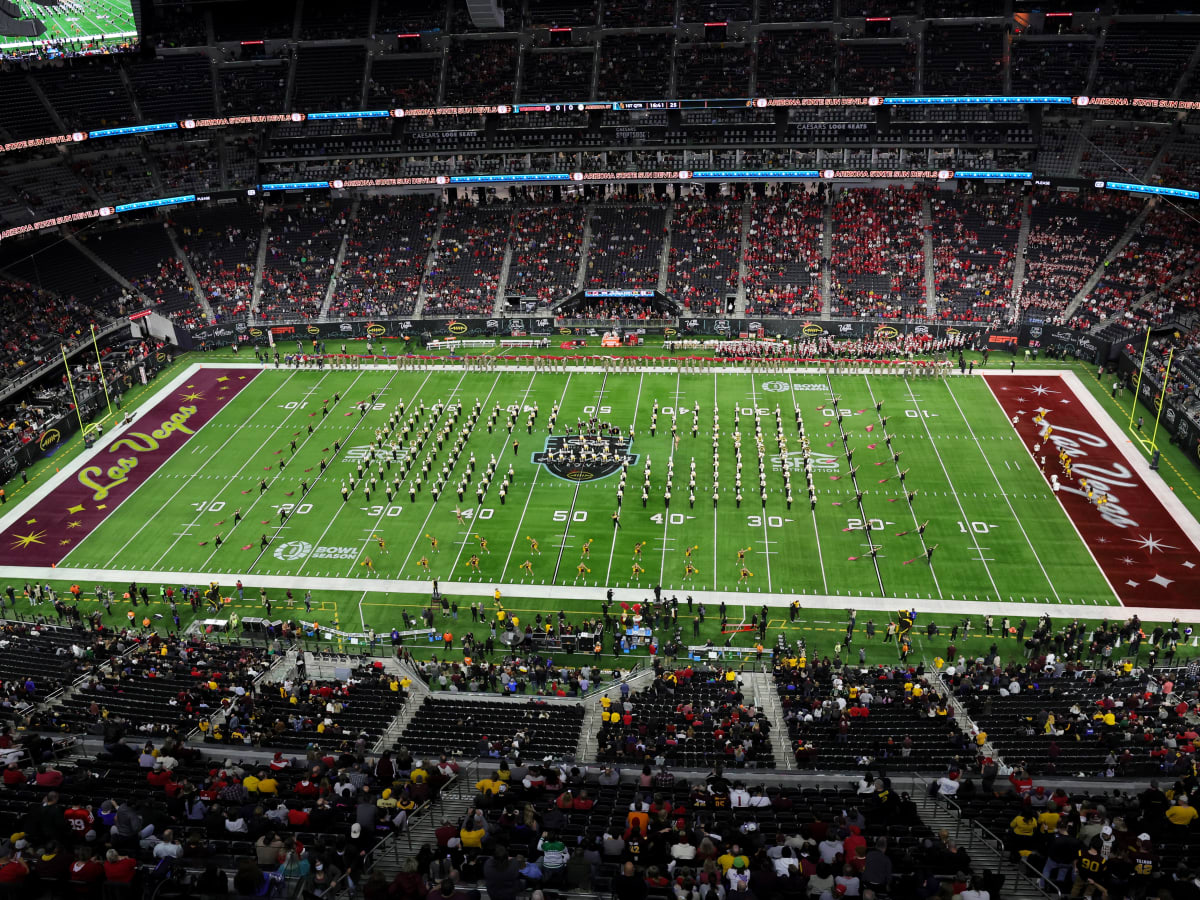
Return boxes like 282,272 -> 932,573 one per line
533,434 -> 638,482
273,540 -> 357,561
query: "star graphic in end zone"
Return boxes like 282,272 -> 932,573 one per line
1126,533 -> 1177,555
1149,574 -> 1175,588
1025,384 -> 1059,396
1183,561 -> 1196,569
66,503 -> 85,514
10,530 -> 46,550
180,391 -> 204,401
66,521 -> 81,529
1035,407 -> 1051,416
1119,556 -> 1137,565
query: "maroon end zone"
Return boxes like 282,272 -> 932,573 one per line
986,374 -> 1200,610
0,368 -> 258,567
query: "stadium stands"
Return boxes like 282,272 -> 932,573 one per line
82,223 -> 204,325
837,41 -> 917,95
397,697 -> 584,759
742,186 -> 824,318
922,24 -> 1005,95
520,49 -> 595,103
829,187 -> 926,319
930,189 -> 1021,323
292,46 -> 368,112
755,29 -> 836,97
1018,189 -> 1143,324
421,201 -> 513,318
444,40 -> 518,105
258,201 -> 348,321
675,45 -> 753,100
1092,22 -> 1200,98
667,197 -> 742,313
504,203 -> 587,311
173,203 -> 264,322
330,196 -> 440,319
127,55 -> 216,122
585,202 -> 669,291
597,34 -> 673,100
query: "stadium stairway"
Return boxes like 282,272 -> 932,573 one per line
1061,198 -> 1153,323
922,195 -> 936,318
250,219 -> 270,315
574,202 -> 595,292
167,221 -> 214,321
494,225 -> 515,316
319,197 -> 357,319
1091,254 -> 1200,335
657,202 -> 675,294
735,193 -> 751,316
740,670 -> 795,770
413,206 -> 448,318
820,198 -> 832,317
1009,196 -> 1032,320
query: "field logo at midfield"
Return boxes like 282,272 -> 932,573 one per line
273,540 -> 357,561
532,434 -> 638,482
761,381 -> 828,392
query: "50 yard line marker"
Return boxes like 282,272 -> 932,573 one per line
606,372 -> 645,589
555,370 -> 610,582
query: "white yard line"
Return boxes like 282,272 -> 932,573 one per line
500,375 -> 575,581
551,370 -> 610,583
903,379 -> 1003,601
157,372 -> 336,567
658,369 -> 682,586
606,372 -> 645,589
861,375 -> 942,599
446,372 -> 523,574
942,378 -> 1061,602
194,371 -> 360,570
786,366 -> 827,595
94,370 -> 291,568
749,372 -> 773,592
712,374 -> 720,590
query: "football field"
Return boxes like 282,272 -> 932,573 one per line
13,358 -> 1198,625
0,0 -> 137,54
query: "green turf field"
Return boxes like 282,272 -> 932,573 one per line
55,364 -> 1115,608
0,0 -> 137,54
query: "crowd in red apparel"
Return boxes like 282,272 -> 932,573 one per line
422,202 -> 512,318
668,197 -> 742,313
585,203 -> 668,289
258,202 -> 347,321
930,191 -> 1020,323
829,187 -> 926,319
174,206 -> 261,323
129,256 -> 207,328
1074,205 -> 1200,329
742,187 -> 824,318
444,40 -> 518,105
755,29 -> 835,97
1019,189 -> 1144,324
504,204 -> 586,309
329,198 -> 439,319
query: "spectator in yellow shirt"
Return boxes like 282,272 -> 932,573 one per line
1166,797 -> 1198,826
460,810 -> 487,848
242,773 -> 260,793
476,773 -> 506,796
257,774 -> 279,795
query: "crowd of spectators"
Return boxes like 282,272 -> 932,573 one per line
172,203 -> 263,323
836,42 -> 917,95
1018,189 -> 1144,325
1079,125 -> 1168,182
585,202 -> 669,289
923,24 -> 1004,95
930,189 -> 1020,324
742,186 -> 824,318
1093,22 -> 1200,99
258,201 -> 348,321
1010,37 -> 1094,95
504,203 -> 587,310
1072,203 -> 1200,330
520,49 -> 595,104
422,201 -> 513,318
330,197 -> 439,319
667,197 -> 742,313
829,187 -> 926,319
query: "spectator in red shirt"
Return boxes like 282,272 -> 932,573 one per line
69,847 -> 105,888
104,849 -> 138,883
147,763 -> 173,788
2,762 -> 25,786
34,764 -> 64,788
0,852 -> 28,885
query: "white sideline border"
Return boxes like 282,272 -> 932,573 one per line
3,363 -> 1199,624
